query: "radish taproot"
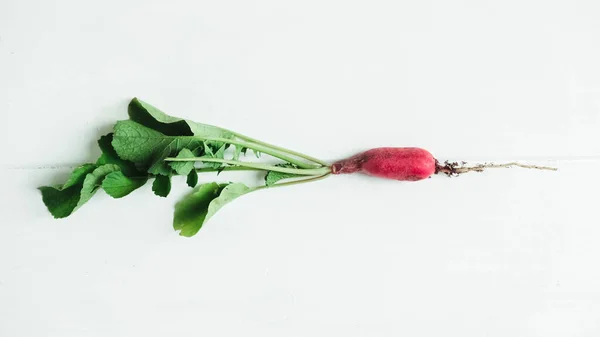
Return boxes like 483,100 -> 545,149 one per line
332,147 -> 436,181
331,147 -> 556,181
40,98 -> 557,236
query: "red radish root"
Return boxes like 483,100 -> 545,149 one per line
332,147 -> 436,181
332,147 -> 557,181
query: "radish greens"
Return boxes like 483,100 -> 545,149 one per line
39,98 -> 331,236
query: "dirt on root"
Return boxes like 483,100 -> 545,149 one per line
435,159 -> 557,176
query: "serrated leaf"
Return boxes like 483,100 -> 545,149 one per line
173,182 -> 252,237
168,148 -> 197,175
233,145 -> 248,161
39,164 -> 98,218
264,164 -> 302,186
186,170 -> 198,188
96,133 -> 141,176
201,142 -> 229,169
102,171 -> 148,198
214,143 -> 228,158
152,175 -> 172,197
112,120 -> 204,176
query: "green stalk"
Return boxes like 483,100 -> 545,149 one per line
201,137 -> 319,169
226,131 -> 329,167
166,157 -> 331,176
257,172 -> 331,190
195,166 -> 258,173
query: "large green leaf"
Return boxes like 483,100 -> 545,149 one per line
173,182 -> 252,237
206,183 -> 251,218
128,97 -> 194,136
112,120 -> 204,175
102,171 -> 148,198
39,164 -> 98,218
128,98 -> 234,139
173,182 -> 224,237
39,164 -> 119,218
115,99 -> 239,176
112,119 -> 236,176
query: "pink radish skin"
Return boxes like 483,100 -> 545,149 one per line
331,147 -> 437,181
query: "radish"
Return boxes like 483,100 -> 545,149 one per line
40,98 -> 557,237
332,147 -> 556,181
332,147 -> 436,181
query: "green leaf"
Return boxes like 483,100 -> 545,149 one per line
265,164 -> 302,186
128,98 -> 235,139
77,164 -> 121,208
39,186 -> 81,219
115,98 -> 240,175
128,97 -> 195,136
201,142 -> 229,169
112,120 -> 204,175
39,164 -> 98,218
102,171 -> 148,198
207,183 -> 251,218
152,175 -> 172,197
39,164 -> 120,218
96,133 -> 141,176
253,149 -> 261,158
173,182 -> 252,237
168,148 -> 197,175
186,170 -> 198,188
173,182 -> 223,236
61,164 -> 98,189
233,145 -> 248,161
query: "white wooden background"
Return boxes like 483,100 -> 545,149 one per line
1,1 -> 599,336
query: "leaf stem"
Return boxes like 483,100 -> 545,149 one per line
202,137 -> 320,169
167,157 -> 332,176
195,166 -> 259,173
227,131 -> 329,167
255,173 -> 331,190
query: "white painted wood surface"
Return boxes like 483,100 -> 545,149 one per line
1,1 -> 599,336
